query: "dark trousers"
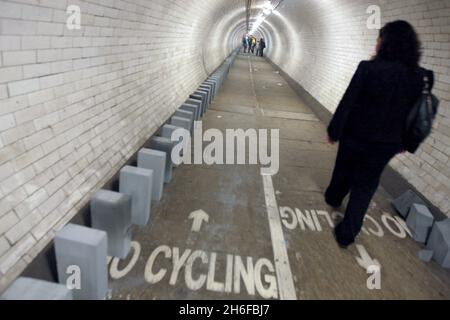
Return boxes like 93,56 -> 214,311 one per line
259,48 -> 264,57
325,139 -> 401,246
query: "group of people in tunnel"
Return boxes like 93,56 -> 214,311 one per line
242,35 -> 266,57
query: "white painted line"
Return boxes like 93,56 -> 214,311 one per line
248,56 -> 264,116
261,171 -> 297,300
262,110 -> 320,122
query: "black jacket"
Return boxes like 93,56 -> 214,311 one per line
259,40 -> 266,49
328,58 -> 431,145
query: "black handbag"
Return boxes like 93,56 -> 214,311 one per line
404,69 -> 440,153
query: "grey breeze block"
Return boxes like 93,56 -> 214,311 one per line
199,85 -> 213,104
181,103 -> 201,121
191,92 -> 207,115
185,99 -> 203,119
393,190 -> 427,218
204,80 -> 217,97
91,190 -> 132,259
171,116 -> 191,133
159,124 -> 190,159
174,109 -> 194,133
120,166 -> 153,227
426,219 -> 450,269
138,149 -> 166,202
148,137 -> 175,183
406,204 -> 434,244
196,89 -> 210,110
54,224 -> 108,300
1,277 -> 73,300
159,124 -> 182,141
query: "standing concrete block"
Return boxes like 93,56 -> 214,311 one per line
159,124 -> 190,167
406,204 -> 434,243
1,278 -> 73,300
204,81 -> 216,97
91,190 -> 132,259
119,166 -> 153,227
54,224 -> 108,300
196,89 -> 210,109
200,85 -> 213,104
181,103 -> 200,121
209,75 -> 221,87
148,137 -> 175,183
138,149 -> 165,201
393,190 -> 427,218
189,94 -> 206,116
210,75 -> 223,89
426,219 -> 450,269
171,116 -> 191,132
174,109 -> 194,132
192,91 -> 208,114
201,82 -> 214,94
186,99 -> 203,119
159,124 -> 181,141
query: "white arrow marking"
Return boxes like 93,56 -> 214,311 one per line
189,210 -> 210,232
355,244 -> 381,271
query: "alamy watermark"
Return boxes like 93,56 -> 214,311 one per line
367,265 -> 381,290
66,5 -> 82,30
66,265 -> 81,290
367,5 -> 382,30
170,121 -> 280,175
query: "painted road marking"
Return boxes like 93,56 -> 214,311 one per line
279,205 -> 411,239
261,171 -> 297,300
189,209 -> 210,233
262,110 -> 320,122
355,245 -> 381,271
141,245 -> 278,299
248,56 -> 264,116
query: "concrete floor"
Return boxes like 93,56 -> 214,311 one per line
108,54 -> 450,300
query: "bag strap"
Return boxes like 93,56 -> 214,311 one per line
421,68 -> 434,93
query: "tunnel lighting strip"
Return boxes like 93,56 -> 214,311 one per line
246,0 -> 253,32
249,0 -> 283,35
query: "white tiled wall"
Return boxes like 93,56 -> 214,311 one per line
0,0 -> 242,291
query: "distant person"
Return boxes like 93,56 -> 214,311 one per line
242,35 -> 248,53
256,41 -> 260,56
259,38 -> 266,57
251,36 -> 257,53
325,21 -> 435,248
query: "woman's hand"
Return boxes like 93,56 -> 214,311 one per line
328,136 -> 337,145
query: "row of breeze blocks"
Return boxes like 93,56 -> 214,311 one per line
0,51 -> 235,301
394,191 -> 450,269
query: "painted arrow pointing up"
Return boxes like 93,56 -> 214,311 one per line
355,244 -> 381,271
189,210 -> 210,232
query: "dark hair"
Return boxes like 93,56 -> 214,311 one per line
376,21 -> 422,69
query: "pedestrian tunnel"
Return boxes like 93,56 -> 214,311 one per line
0,0 -> 449,301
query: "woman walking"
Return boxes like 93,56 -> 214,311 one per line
325,21 -> 434,248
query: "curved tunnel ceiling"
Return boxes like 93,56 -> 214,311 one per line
0,0 -> 449,294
